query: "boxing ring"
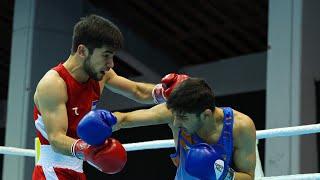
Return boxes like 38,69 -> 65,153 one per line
1,124 -> 320,179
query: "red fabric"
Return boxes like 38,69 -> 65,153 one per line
32,165 -> 86,180
34,63 -> 101,144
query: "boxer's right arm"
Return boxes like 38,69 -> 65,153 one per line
35,72 -> 76,156
114,103 -> 173,130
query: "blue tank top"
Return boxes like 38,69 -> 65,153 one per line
170,107 -> 234,180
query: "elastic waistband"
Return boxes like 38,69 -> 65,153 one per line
37,145 -> 83,173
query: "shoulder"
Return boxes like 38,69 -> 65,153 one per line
35,70 -> 67,105
232,110 -> 256,146
37,70 -> 66,91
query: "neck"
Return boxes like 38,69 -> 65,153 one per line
197,107 -> 223,140
63,55 -> 89,83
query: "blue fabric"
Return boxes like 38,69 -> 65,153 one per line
172,107 -> 234,180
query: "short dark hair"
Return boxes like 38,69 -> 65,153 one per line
71,14 -> 124,54
166,78 -> 215,115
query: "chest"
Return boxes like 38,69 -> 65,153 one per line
65,82 -> 100,136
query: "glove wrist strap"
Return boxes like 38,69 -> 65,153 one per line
152,84 -> 166,104
224,167 -> 235,180
71,139 -> 89,160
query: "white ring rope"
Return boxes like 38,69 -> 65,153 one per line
0,123 -> 320,156
0,146 -> 35,157
0,123 -> 319,179
256,173 -> 320,180
256,123 -> 320,139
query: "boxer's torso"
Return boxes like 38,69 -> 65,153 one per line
170,107 -> 235,180
34,63 -> 101,144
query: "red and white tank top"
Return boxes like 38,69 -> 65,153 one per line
34,63 -> 101,145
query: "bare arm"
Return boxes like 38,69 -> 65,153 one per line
113,103 -> 172,130
35,71 -> 76,156
233,116 -> 256,180
102,69 -> 155,104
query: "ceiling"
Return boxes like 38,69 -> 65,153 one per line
89,0 -> 268,66
0,0 -> 268,99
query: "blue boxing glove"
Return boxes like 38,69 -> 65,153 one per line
185,143 -> 235,180
77,109 -> 117,146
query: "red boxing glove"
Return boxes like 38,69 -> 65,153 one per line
161,73 -> 189,97
71,138 -> 127,174
152,73 -> 189,104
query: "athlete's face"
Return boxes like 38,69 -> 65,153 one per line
172,112 -> 202,134
83,47 -> 115,81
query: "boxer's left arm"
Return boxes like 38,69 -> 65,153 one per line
101,69 -> 155,104
113,103 -> 173,130
232,116 -> 256,180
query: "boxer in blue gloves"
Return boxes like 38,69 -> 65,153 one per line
114,78 -> 256,180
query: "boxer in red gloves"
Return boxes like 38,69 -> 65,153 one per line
32,14 -> 188,180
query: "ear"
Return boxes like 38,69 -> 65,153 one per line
200,109 -> 212,122
76,44 -> 89,58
